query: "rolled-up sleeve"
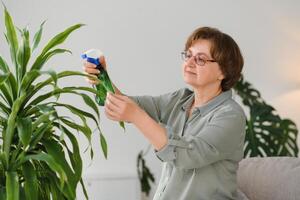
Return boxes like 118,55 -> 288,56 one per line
126,89 -> 181,122
127,95 -> 161,122
155,110 -> 246,169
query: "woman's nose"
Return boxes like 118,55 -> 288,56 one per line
186,58 -> 196,67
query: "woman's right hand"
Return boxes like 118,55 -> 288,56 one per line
83,55 -> 107,85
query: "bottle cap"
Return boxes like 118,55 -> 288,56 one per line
81,49 -> 103,66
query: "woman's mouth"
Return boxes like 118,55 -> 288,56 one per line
185,71 -> 197,75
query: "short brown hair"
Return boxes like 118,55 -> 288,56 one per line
185,27 -> 244,91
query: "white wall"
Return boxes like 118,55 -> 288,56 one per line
1,0 -> 300,199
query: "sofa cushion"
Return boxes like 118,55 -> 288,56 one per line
237,157 -> 300,200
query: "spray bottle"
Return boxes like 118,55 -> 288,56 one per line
82,49 -> 125,130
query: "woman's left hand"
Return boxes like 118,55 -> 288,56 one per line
104,92 -> 143,124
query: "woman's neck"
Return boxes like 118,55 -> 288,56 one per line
192,86 -> 223,108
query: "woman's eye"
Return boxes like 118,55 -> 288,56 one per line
196,57 -> 204,62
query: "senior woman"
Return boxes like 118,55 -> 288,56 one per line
83,27 -> 246,200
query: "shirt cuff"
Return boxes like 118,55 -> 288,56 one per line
155,123 -> 193,162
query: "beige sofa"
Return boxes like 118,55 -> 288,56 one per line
236,157 -> 300,200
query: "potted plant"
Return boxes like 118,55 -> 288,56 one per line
0,7 -> 108,200
234,76 -> 298,157
137,145 -> 155,200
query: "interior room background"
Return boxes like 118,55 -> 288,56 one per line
0,0 -> 299,199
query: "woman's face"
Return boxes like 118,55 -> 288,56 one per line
182,39 -> 224,89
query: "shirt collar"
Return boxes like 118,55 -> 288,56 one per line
181,89 -> 232,116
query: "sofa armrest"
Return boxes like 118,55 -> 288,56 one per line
237,157 -> 300,200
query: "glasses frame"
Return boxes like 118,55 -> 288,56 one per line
181,51 -> 217,66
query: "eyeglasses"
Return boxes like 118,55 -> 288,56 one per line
181,51 -> 217,66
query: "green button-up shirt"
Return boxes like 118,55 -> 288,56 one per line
128,88 -> 246,200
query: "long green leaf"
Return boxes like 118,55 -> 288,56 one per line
0,83 -> 13,106
47,175 -> 64,200
41,24 -> 84,55
0,54 -> 10,73
4,95 -> 26,161
17,27 -> 31,82
0,186 -> 6,200
0,74 -> 9,85
55,124 -> 82,181
80,179 -> 89,200
0,75 -> 10,106
4,7 -> 19,71
24,103 -> 56,120
19,70 -> 57,96
22,161 -> 38,200
59,117 -> 91,142
51,102 -> 99,128
32,20 -> 46,51
51,123 -> 88,199
65,90 -> 100,120
17,117 -> 32,147
30,24 -> 84,72
5,171 -> 19,200
26,88 -> 93,114
0,152 -> 8,171
44,139 -> 77,199
54,102 -> 96,144
64,86 -> 98,95
100,133 -> 108,159
21,71 -> 91,111
31,48 -> 71,71
28,84 -> 123,132
0,73 -> 15,106
32,110 -> 55,131
21,152 -> 67,189
6,72 -> 18,101
29,122 -> 52,149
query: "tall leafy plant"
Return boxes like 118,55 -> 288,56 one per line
0,7 -> 108,200
234,76 -> 298,157
137,145 -> 155,197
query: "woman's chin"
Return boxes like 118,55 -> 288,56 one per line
183,77 -> 197,86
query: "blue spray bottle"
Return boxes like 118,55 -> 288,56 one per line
82,49 -> 125,130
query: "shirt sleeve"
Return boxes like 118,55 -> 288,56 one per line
126,89 -> 182,123
155,109 -> 246,170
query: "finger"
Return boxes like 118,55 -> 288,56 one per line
105,104 -> 119,119
105,110 -> 117,121
107,93 -> 124,107
83,66 -> 100,75
105,97 -> 121,111
105,98 -> 121,114
108,92 -> 126,102
99,56 -> 107,69
83,60 -> 97,68
83,61 -> 100,73
112,93 -> 129,101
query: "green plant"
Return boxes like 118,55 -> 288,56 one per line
234,76 -> 299,157
137,145 -> 155,197
0,7 -> 108,200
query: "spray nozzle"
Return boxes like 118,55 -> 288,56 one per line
81,49 -> 103,66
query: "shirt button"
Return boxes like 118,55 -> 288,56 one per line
188,143 -> 194,149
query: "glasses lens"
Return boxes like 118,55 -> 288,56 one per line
181,52 -> 186,61
195,55 -> 205,66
